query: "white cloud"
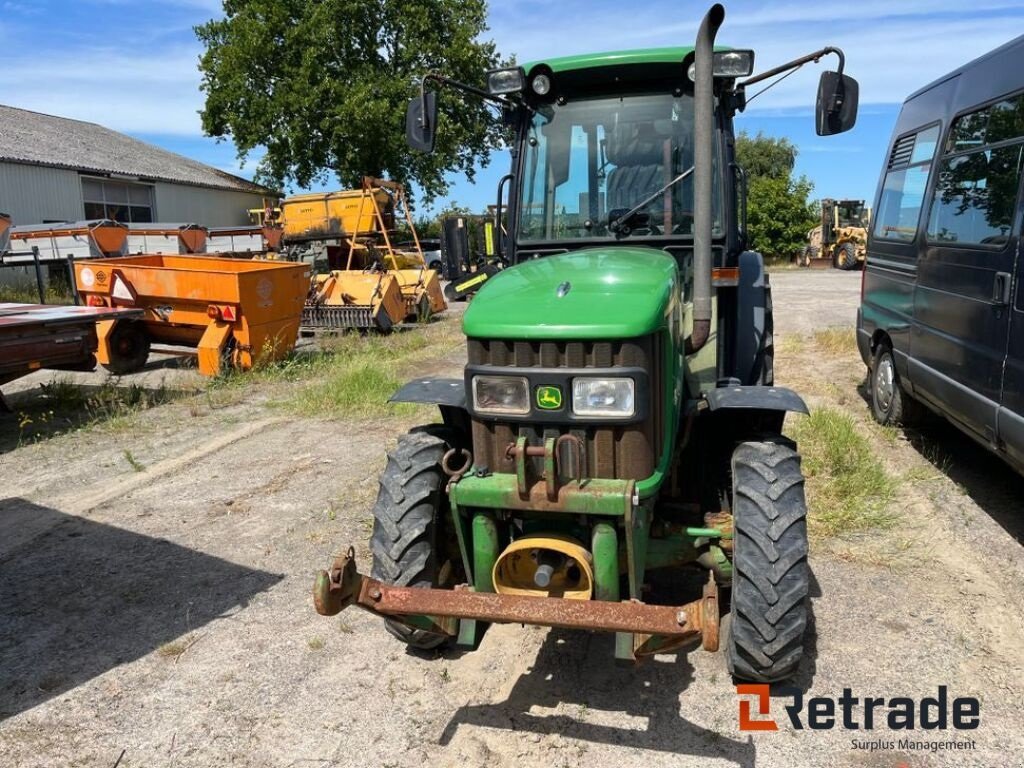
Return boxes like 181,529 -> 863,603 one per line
1,0 -> 1019,147
488,1 -> 1023,109
0,46 -> 206,135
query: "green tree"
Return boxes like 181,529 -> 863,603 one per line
735,131 -> 797,180
195,0 -> 504,201
735,131 -> 816,259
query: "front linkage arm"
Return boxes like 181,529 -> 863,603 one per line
314,547 -> 720,658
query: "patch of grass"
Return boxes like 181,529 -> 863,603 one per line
0,283 -> 75,305
790,406 -> 898,538
9,377 -> 180,447
290,362 -> 421,418
307,636 -> 325,651
122,449 -> 145,472
811,327 -> 856,356
220,321 -> 462,419
778,334 -> 806,356
157,637 -> 192,660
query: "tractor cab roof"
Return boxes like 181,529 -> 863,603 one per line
524,47 -> 696,74
521,46 -> 732,98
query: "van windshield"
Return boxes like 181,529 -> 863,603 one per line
518,93 -> 721,242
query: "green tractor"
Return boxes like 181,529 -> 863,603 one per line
314,4 -> 858,682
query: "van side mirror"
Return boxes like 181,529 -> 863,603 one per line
406,91 -> 438,152
816,71 -> 858,136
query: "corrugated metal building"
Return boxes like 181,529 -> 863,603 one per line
0,104 -> 271,228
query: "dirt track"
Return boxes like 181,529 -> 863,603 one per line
2,270 -> 1023,768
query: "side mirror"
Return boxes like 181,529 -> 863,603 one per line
816,71 -> 858,136
406,90 -> 438,152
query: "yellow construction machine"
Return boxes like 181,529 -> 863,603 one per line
297,178 -> 446,332
798,198 -> 870,269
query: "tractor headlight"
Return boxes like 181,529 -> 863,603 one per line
687,50 -> 755,81
487,67 -> 526,96
473,375 -> 530,415
572,377 -> 635,417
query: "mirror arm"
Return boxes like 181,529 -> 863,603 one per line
739,46 -> 845,88
421,73 -> 518,108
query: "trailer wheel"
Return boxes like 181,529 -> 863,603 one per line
835,242 -> 858,270
727,438 -> 808,682
369,429 -> 454,651
102,321 -> 150,375
218,336 -> 238,376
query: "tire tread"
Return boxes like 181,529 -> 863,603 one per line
727,437 -> 809,682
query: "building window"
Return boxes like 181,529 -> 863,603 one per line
82,177 -> 155,223
927,92 -> 1024,248
873,124 -> 941,242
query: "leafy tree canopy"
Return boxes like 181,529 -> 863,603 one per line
196,0 -> 505,201
736,131 -> 816,258
735,131 -> 797,180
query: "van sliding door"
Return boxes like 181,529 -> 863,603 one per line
913,98 -> 1024,444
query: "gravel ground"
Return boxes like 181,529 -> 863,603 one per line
1,269 -> 1022,768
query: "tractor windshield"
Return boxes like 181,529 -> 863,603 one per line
518,92 -> 720,242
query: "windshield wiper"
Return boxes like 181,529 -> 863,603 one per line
608,165 -> 695,235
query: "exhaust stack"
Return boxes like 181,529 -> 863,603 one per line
688,3 -> 724,354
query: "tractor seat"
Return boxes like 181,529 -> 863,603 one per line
605,124 -> 665,228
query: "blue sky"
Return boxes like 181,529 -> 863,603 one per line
1,0 -> 1023,217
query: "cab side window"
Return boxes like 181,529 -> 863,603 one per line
926,92 -> 1024,248
873,125 -> 941,242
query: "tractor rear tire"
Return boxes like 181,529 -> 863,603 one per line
102,320 -> 150,375
727,438 -> 808,683
369,430 -> 452,651
835,242 -> 859,270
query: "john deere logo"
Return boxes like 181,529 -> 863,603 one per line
536,385 -> 562,410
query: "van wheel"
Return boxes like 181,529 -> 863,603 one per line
870,344 -> 923,426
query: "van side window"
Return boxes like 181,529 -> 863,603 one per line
927,93 -> 1024,248
873,125 -> 940,242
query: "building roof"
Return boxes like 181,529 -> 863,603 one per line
0,104 -> 270,195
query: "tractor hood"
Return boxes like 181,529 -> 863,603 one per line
463,247 -> 678,340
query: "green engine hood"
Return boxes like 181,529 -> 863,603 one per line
463,247 -> 678,340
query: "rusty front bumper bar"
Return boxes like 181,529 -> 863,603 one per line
314,548 -> 719,657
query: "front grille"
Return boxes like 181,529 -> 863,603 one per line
468,336 -> 662,480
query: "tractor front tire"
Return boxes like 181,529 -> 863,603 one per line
727,438 -> 808,683
369,430 -> 452,651
102,321 -> 150,375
